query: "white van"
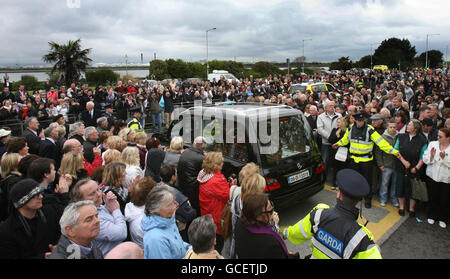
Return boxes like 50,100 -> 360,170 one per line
208,70 -> 237,83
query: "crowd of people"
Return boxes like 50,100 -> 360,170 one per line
0,66 -> 448,259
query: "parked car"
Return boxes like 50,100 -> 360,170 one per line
289,83 -> 308,94
289,82 -> 338,95
168,103 -> 325,209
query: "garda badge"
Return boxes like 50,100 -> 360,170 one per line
317,228 -> 343,255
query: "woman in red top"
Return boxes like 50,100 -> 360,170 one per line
197,152 -> 236,253
46,87 -> 58,106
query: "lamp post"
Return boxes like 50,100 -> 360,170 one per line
302,38 -> 312,74
206,27 -> 216,80
445,45 -> 448,69
425,33 -> 439,69
125,54 -> 128,76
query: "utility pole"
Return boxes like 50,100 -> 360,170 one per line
446,45 -> 448,69
206,27 -> 216,80
125,54 -> 128,76
302,39 -> 312,73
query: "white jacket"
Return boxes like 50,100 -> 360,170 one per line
422,141 -> 450,183
124,203 -> 145,249
317,112 -> 341,144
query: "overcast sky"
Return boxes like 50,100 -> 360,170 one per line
1,0 -> 449,66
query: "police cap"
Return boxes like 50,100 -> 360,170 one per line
336,169 -> 370,201
353,112 -> 366,121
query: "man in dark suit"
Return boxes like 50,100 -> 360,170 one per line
306,105 -> 320,150
39,125 -> 62,170
82,127 -> 99,164
103,104 -> 115,131
22,117 -> 43,155
389,97 -> 409,121
80,101 -> 101,127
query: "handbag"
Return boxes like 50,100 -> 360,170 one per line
411,177 -> 428,202
335,146 -> 348,162
221,186 -> 238,240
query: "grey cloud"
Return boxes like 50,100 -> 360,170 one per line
0,0 -> 449,66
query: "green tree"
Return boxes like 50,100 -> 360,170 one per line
251,61 -> 280,76
166,59 -> 189,79
353,55 -> 372,68
86,68 -> 119,85
373,38 -> 416,69
149,59 -> 169,80
12,75 -> 43,92
415,50 -> 444,69
186,62 -> 206,78
330,57 -> 353,71
42,39 -> 92,87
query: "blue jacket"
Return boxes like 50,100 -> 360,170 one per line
141,214 -> 191,259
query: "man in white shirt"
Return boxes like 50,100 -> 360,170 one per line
317,101 -> 341,166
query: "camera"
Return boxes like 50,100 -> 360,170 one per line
228,173 -> 237,183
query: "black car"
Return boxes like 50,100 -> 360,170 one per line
168,102 -> 325,209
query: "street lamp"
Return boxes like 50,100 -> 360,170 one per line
425,33 -> 439,69
446,45 -> 448,69
206,27 -> 216,80
125,54 -> 128,76
302,39 -> 312,74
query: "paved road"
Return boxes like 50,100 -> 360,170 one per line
276,185 -> 450,259
380,202 -> 450,259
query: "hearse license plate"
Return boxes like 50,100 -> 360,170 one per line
287,169 -> 310,184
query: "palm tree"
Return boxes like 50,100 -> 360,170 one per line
42,39 -> 92,86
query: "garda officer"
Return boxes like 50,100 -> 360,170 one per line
282,169 -> 382,259
127,106 -> 143,132
332,112 -> 399,208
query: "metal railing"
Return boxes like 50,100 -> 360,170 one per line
0,113 -> 80,137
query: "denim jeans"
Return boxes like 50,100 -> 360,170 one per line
321,144 -> 331,181
379,167 -> 397,204
151,113 -> 162,132
320,144 -> 331,166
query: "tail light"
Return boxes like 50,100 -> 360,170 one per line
264,178 -> 281,192
315,163 -> 325,174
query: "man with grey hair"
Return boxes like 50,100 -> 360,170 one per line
317,101 -> 341,166
83,126 -> 99,164
48,200 -> 103,259
70,179 -> 127,257
96,116 -> 109,133
69,121 -> 85,145
22,116 -> 44,155
185,215 -> 223,259
63,138 -> 102,177
38,125 -> 62,169
177,136 -> 206,215
81,101 -> 100,127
